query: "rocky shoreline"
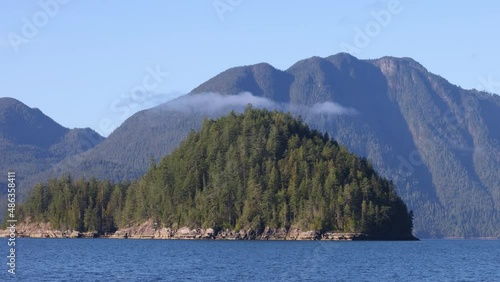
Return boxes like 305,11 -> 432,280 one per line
1,221 -> 418,241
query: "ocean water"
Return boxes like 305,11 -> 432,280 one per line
0,238 -> 498,281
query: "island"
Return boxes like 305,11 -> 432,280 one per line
2,107 -> 418,241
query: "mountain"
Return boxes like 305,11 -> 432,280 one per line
14,53 -> 500,238
192,54 -> 500,238
15,108 -> 416,240
0,97 -> 105,202
191,63 -> 294,103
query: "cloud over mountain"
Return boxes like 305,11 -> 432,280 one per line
161,92 -> 357,116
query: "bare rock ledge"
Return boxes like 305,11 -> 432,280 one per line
1,220 -> 418,241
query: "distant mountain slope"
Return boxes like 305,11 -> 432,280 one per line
16,108 -> 416,240
191,63 -> 293,103
0,97 -> 105,201
39,107 -> 205,183
16,53 -> 500,237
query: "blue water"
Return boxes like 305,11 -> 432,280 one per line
0,239 -> 498,281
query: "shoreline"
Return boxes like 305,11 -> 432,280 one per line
0,221 -> 418,241
2,233 -> 419,241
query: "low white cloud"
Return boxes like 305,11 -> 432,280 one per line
163,92 -> 276,113
160,92 -> 357,116
310,101 -> 358,115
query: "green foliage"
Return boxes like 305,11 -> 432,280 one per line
6,55 -> 500,238
16,108 -> 413,237
17,176 -> 118,234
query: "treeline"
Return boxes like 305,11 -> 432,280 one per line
16,107 -> 414,236
17,177 -> 126,234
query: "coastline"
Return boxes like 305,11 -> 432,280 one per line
0,221 -> 418,241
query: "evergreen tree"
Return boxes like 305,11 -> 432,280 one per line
13,108 -> 414,237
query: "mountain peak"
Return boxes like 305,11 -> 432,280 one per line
191,62 -> 293,102
12,53 -> 498,238
286,55 -> 331,71
250,62 -> 277,69
371,56 -> 428,75
326,52 -> 359,64
0,97 -> 68,147
0,97 -> 39,113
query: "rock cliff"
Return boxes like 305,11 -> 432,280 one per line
1,220 -> 417,240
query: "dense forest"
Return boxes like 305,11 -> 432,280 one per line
0,97 -> 104,219
15,107 -> 414,237
9,54 -> 500,238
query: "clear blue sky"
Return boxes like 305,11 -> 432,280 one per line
1,0 -> 499,136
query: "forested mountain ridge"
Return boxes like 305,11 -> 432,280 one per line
0,97 -> 105,203
8,53 -> 500,238
16,108 -> 415,240
190,54 -> 500,238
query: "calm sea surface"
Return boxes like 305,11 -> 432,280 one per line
0,238 -> 498,281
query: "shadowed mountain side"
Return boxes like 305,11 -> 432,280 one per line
188,53 -> 500,237
11,53 -> 500,238
0,97 -> 104,216
32,108 -> 205,184
35,95 -> 360,184
14,109 -> 417,241
0,97 -> 68,147
191,63 -> 293,103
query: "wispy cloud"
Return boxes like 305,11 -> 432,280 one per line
310,101 -> 358,115
159,92 -> 358,116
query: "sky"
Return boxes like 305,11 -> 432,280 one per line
1,0 -> 499,136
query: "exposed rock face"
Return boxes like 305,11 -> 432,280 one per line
297,230 -> 321,240
68,231 -> 81,238
258,227 -> 288,240
111,221 -> 216,240
112,221 -> 174,239
285,228 -> 321,240
214,229 -> 243,240
172,227 -> 202,239
286,228 -> 300,240
322,232 -> 361,240
213,227 -> 322,240
0,222 -> 87,238
203,228 -> 215,239
0,221 -> 417,240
